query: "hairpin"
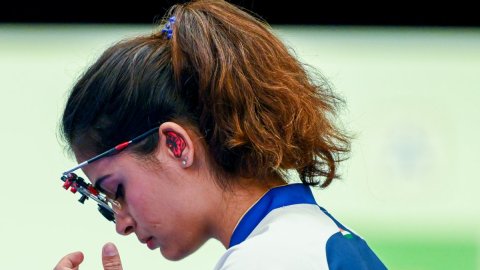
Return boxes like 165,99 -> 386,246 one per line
162,16 -> 176,39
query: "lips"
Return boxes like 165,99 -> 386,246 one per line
138,236 -> 154,248
138,234 -> 156,249
139,235 -> 151,244
146,237 -> 156,250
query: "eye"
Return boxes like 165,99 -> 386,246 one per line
114,184 -> 124,200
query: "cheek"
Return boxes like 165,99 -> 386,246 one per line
125,183 -> 172,224
122,166 -> 194,228
126,189 -> 156,220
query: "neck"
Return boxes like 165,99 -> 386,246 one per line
209,177 -> 286,248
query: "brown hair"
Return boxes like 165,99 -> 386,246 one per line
61,0 -> 350,188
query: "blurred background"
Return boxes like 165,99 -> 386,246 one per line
1,1 -> 479,269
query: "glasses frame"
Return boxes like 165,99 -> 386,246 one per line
60,127 -> 159,222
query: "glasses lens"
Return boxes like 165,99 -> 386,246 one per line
107,198 -> 122,212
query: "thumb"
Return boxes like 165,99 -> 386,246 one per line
102,242 -> 124,270
54,251 -> 84,270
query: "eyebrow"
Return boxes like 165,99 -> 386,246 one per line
93,175 -> 111,193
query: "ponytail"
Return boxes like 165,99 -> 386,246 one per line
164,0 -> 350,187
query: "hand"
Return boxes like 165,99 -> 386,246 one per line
54,242 -> 124,270
54,251 -> 84,270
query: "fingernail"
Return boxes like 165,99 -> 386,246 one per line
103,242 -> 118,256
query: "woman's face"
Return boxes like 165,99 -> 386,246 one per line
76,143 -> 217,260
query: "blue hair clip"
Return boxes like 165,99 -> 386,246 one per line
162,16 -> 176,40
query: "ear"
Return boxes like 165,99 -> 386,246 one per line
158,122 -> 194,168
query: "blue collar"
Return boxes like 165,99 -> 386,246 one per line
228,183 -> 317,248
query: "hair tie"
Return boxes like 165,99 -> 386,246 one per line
162,16 -> 176,40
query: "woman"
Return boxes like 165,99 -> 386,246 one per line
54,0 -> 387,269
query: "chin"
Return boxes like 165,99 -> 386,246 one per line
160,247 -> 195,261
160,246 -> 191,261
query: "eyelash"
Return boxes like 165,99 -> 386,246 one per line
114,184 -> 124,200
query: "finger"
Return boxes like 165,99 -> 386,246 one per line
102,242 -> 123,270
54,251 -> 84,270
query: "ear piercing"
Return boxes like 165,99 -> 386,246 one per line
182,156 -> 188,167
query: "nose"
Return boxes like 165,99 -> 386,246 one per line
115,209 -> 136,236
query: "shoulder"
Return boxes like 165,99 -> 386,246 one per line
215,204 -> 387,270
214,204 -> 338,270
